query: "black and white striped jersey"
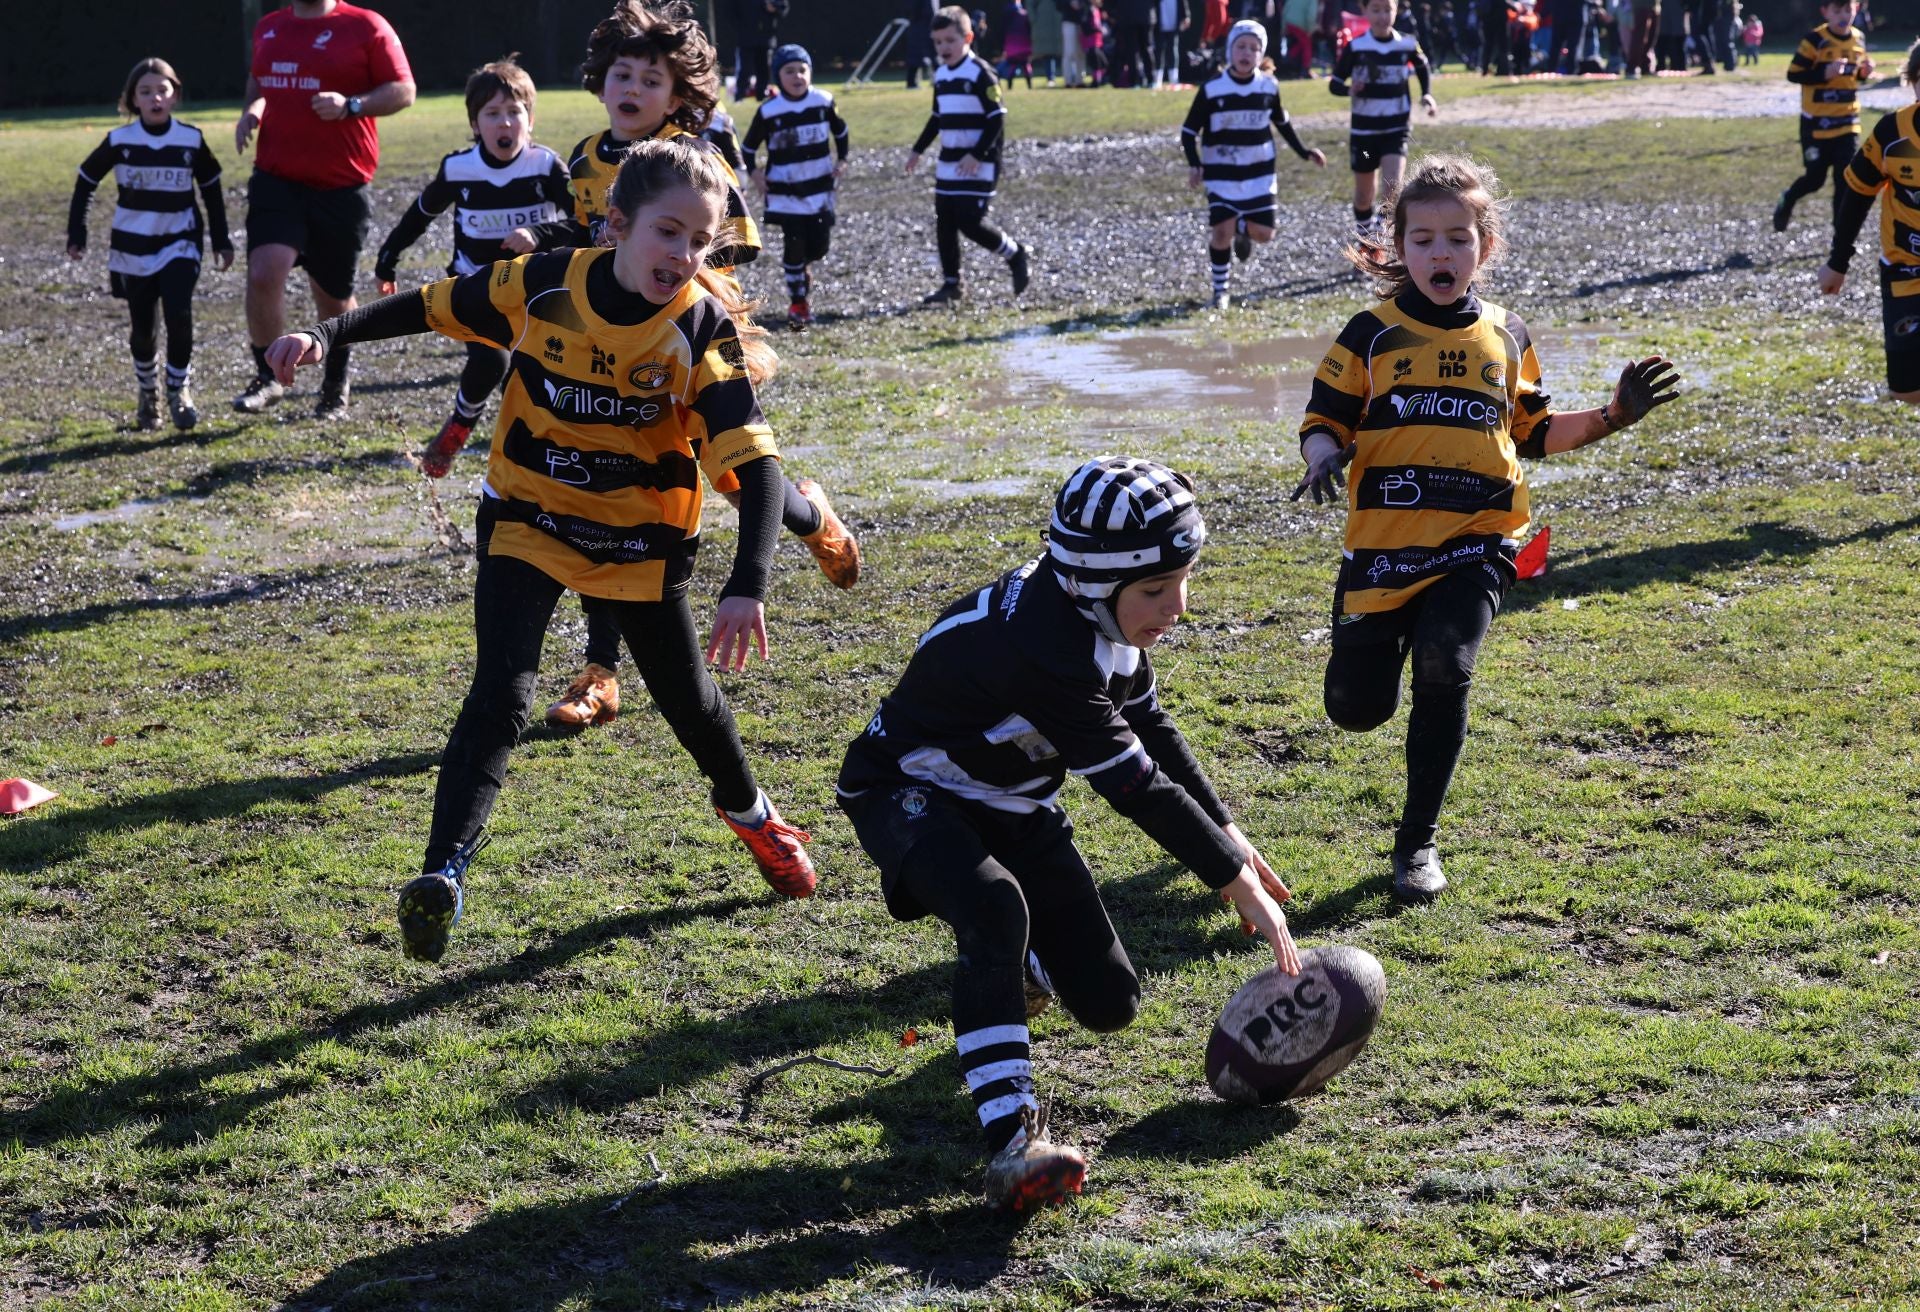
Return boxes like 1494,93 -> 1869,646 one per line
374,143 -> 572,282
910,51 -> 1007,199
741,88 -> 850,218
837,557 -> 1245,890
1330,30 -> 1432,138
1180,70 -> 1313,207
68,118 -> 230,278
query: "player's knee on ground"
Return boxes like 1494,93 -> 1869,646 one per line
1065,968 -> 1140,1033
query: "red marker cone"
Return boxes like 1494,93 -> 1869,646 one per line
1515,524 -> 1551,580
0,778 -> 57,815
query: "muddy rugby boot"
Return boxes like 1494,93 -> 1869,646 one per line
795,478 -> 861,589
717,796 -> 817,898
1211,290 -> 1232,312
1772,190 -> 1793,233
421,414 -> 474,478
922,282 -> 964,306
233,375 -> 284,414
167,385 -> 198,431
135,388 -> 161,432
984,1105 -> 1087,1212
397,831 -> 490,963
1008,242 -> 1032,295
788,299 -> 812,330
545,662 -> 620,730
314,378 -> 351,420
1390,844 -> 1447,901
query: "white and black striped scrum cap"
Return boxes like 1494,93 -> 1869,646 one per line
1048,456 -> 1207,621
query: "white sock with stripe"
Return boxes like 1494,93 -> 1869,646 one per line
958,1022 -> 1037,1151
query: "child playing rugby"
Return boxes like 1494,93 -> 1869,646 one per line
1180,20 -> 1326,311
267,139 -> 819,963
1294,154 -> 1679,900
838,456 -> 1301,1211
1330,0 -> 1437,235
1819,38 -> 1920,405
523,0 -> 859,731
741,44 -> 849,328
373,57 -> 572,461
906,6 -> 1034,305
1773,0 -> 1873,232
67,58 -> 233,432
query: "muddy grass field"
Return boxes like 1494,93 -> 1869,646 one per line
5,63 -> 1920,1311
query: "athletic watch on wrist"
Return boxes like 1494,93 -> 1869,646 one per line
346,96 -> 364,117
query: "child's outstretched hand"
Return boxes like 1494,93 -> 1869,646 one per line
707,597 -> 769,672
265,332 -> 324,384
1607,355 -> 1681,428
213,248 -> 234,272
1306,147 -> 1328,168
1221,863 -> 1302,976
1422,93 -> 1439,118
1289,431 -> 1350,505
1816,264 -> 1846,295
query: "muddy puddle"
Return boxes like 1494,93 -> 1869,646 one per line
51,497 -> 181,531
989,323 -> 1621,427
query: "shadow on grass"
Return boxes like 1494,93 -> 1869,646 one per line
1571,248 -> 1772,298
1102,1097 -> 1303,1164
284,1066 -> 1021,1311
0,557 -> 429,643
1504,513 -> 1920,612
0,423 -> 244,472
4,889 -> 758,1154
179,448 -> 407,496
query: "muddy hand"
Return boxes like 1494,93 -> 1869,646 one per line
1609,356 -> 1681,428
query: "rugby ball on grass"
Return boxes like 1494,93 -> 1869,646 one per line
1206,945 -> 1386,1105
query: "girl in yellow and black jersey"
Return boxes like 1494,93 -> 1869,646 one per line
1293,154 -> 1680,902
1819,38 -> 1920,405
523,0 -> 855,738
266,139 -> 819,965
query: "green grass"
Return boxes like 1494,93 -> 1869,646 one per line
5,70 -> 1920,1311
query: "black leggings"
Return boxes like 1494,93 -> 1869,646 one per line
935,195 -> 1010,283
458,340 -> 510,411
423,537 -> 758,871
1322,566 -> 1502,855
120,259 -> 199,372
1782,134 -> 1859,224
579,480 -> 820,671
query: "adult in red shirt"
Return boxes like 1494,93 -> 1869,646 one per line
232,0 -> 415,418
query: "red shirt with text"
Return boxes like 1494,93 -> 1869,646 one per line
250,3 -> 411,189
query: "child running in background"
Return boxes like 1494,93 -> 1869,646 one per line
1181,20 -> 1326,311
1773,0 -> 1873,232
1331,0 -> 1437,236
267,139 -> 819,963
532,0 -> 860,732
741,44 -> 849,328
373,56 -> 573,464
907,6 -> 1034,304
1293,154 -> 1678,900
838,455 -> 1300,1211
1819,37 -> 1920,405
1000,0 -> 1036,86
67,58 -> 232,433
1741,11 -> 1764,64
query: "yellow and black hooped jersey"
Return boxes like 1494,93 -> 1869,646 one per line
565,124 -> 762,267
1841,103 -> 1920,300
420,247 -> 779,601
1787,23 -> 1869,140
1300,291 -> 1553,614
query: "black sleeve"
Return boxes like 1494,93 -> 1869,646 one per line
828,103 -> 850,160
305,288 -> 433,353
1180,87 -> 1209,167
1411,43 -> 1432,95
530,160 -> 584,251
1828,182 -> 1876,274
718,453 -> 782,603
972,69 -> 1006,157
1329,44 -> 1356,94
201,178 -> 232,253
1120,667 -> 1234,829
913,82 -> 941,156
740,108 -> 768,173
374,167 -> 454,281
67,136 -> 115,250
1272,105 -> 1313,160
1089,763 -> 1245,890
